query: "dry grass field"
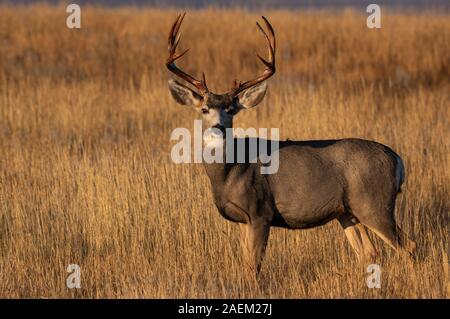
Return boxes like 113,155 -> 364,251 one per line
0,4 -> 449,298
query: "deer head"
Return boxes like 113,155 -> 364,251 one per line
166,13 -> 276,135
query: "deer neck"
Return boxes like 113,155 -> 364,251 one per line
202,127 -> 229,187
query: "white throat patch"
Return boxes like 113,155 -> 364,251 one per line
203,132 -> 225,149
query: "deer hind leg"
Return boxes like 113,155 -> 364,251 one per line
356,223 -> 377,260
356,207 -> 416,257
396,225 -> 417,255
239,219 -> 271,277
338,213 -> 376,261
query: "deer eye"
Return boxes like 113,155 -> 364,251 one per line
201,108 -> 209,114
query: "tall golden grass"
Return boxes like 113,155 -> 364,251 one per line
0,4 -> 449,298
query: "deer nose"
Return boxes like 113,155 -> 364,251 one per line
212,124 -> 225,134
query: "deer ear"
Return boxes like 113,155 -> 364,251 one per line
237,81 -> 268,109
168,79 -> 203,107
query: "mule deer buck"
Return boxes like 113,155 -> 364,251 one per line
166,13 -> 416,275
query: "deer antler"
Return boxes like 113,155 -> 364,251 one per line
232,16 -> 276,96
166,13 -> 209,95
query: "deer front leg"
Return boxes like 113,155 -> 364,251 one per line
239,219 -> 271,277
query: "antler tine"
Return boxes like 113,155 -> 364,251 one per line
232,16 -> 276,96
166,13 -> 209,95
202,72 -> 208,90
168,13 -> 182,52
262,16 -> 275,49
173,13 -> 185,39
256,17 -> 275,65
